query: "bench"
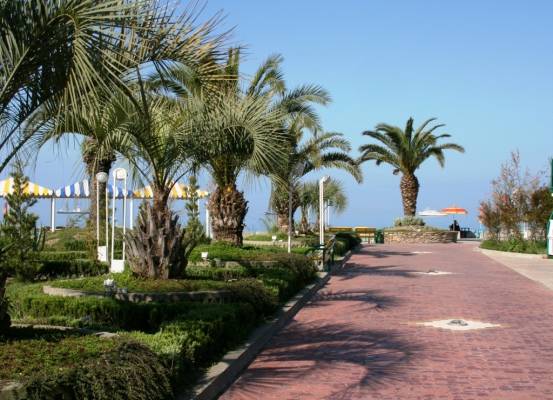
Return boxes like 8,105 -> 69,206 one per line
353,227 -> 377,243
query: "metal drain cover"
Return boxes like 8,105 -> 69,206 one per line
417,318 -> 501,331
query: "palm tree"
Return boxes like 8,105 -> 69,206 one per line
33,0 -> 225,247
271,130 -> 362,233
358,117 -> 464,216
298,178 -> 347,233
157,49 -> 289,246
94,84 -> 198,279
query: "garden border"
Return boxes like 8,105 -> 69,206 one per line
183,246 -> 358,400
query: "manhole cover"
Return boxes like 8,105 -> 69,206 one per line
417,318 -> 501,331
412,270 -> 455,276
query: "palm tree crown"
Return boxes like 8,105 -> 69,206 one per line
358,117 -> 464,216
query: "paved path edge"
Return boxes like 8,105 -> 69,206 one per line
184,248 -> 358,400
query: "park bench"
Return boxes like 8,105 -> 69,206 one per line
353,226 -> 377,243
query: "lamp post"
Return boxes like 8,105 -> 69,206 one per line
95,172 -> 108,261
319,176 -> 329,246
287,180 -> 293,254
110,168 -> 127,272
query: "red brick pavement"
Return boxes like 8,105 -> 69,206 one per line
220,243 -> 553,400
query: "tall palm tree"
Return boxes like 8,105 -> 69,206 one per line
358,117 -> 464,216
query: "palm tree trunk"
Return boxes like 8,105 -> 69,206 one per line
272,188 -> 299,233
209,184 -> 248,246
400,173 -> 419,216
82,138 -> 116,242
299,207 -> 310,234
126,189 -> 184,279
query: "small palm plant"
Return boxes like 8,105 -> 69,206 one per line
298,178 -> 347,233
358,117 -> 464,216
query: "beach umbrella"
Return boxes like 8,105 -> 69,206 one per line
441,206 -> 468,215
418,209 -> 448,217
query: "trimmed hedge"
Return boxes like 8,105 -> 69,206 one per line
7,280 -> 275,330
124,302 -> 257,385
38,259 -> 108,279
333,232 -> 361,256
189,242 -> 313,262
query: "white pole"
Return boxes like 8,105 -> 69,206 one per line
50,198 -> 55,232
105,186 -> 109,255
122,177 -> 127,263
111,174 -> 116,263
96,179 -> 100,244
205,200 -> 210,238
319,177 -> 328,246
287,181 -> 292,254
130,197 -> 134,230
327,203 -> 331,227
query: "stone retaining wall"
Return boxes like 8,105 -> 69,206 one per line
384,229 -> 457,244
42,285 -> 231,303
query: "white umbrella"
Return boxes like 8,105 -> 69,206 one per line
418,209 -> 448,217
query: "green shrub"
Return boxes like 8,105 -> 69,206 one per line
394,216 -> 426,227
125,302 -> 257,384
39,251 -> 89,260
189,242 -> 312,262
38,260 -> 108,279
7,281 -> 275,330
25,341 -> 172,400
480,239 -> 547,254
185,265 -> 250,281
332,232 -> 361,255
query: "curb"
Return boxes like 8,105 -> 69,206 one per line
183,248 -> 357,400
476,247 -> 549,260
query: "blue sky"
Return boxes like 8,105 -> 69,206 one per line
26,0 -> 553,231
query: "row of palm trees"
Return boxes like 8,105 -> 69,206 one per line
0,0 -> 464,285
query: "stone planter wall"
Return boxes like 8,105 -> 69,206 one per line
43,285 -> 231,304
384,229 -> 458,244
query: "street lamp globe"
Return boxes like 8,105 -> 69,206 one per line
95,171 -> 108,183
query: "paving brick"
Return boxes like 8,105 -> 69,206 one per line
221,243 -> 553,400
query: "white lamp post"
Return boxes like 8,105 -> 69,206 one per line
95,172 -> 108,262
319,176 -> 329,246
287,181 -> 293,254
110,168 -> 127,272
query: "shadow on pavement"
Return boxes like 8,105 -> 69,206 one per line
225,323 -> 419,399
310,289 -> 400,312
338,263 -> 420,279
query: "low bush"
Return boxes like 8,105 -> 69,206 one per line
333,232 -> 361,256
50,273 -> 230,293
244,232 -> 288,241
480,239 -> 547,254
394,216 -> 426,227
7,281 -> 275,330
189,242 -> 312,262
39,251 -> 89,260
25,341 -> 172,400
124,302 -> 257,385
38,259 -> 108,279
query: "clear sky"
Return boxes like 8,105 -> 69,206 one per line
25,0 -> 553,231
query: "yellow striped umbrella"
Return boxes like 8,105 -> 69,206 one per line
0,178 -> 53,198
133,183 -> 209,199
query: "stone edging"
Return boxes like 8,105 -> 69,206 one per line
476,247 -> 549,260
42,285 -> 231,303
183,247 -> 357,400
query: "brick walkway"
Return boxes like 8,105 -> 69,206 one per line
221,243 -> 553,400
